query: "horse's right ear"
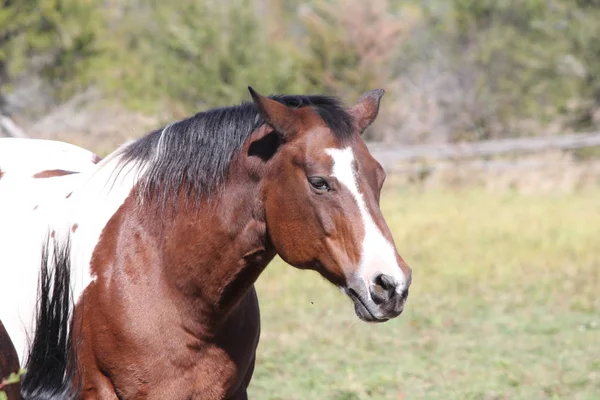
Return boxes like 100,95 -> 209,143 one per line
248,87 -> 300,139
348,89 -> 385,135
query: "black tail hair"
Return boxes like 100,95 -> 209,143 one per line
21,235 -> 80,400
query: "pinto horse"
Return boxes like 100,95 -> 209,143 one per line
0,88 -> 412,399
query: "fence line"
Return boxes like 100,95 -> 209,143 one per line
367,132 -> 600,164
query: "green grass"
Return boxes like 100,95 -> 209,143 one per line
249,187 -> 600,399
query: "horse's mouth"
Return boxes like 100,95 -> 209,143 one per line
347,288 -> 390,323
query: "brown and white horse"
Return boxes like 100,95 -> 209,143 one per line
0,88 -> 412,399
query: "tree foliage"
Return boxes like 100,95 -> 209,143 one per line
2,0 -> 600,141
105,0 -> 309,111
0,0 -> 104,111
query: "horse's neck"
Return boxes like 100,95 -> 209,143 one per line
93,181 -> 275,336
163,188 -> 275,323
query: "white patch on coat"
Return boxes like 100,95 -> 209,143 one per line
0,138 -> 143,364
0,138 -> 99,176
325,147 -> 406,291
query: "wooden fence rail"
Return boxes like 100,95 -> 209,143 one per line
367,132 -> 600,164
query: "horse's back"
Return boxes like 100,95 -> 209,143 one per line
0,138 -> 99,177
0,138 -> 100,365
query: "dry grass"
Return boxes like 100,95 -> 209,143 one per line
389,151 -> 600,194
250,187 -> 600,399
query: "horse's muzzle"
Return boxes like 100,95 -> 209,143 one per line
345,274 -> 409,323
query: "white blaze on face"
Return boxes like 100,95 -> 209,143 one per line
325,147 -> 406,292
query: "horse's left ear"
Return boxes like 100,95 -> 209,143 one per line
348,89 -> 385,135
248,86 -> 300,139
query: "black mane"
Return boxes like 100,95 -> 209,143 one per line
119,94 -> 354,207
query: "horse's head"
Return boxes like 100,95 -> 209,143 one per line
248,87 -> 412,322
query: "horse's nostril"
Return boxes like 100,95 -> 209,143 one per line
370,284 -> 387,305
370,273 -> 400,305
374,273 -> 397,292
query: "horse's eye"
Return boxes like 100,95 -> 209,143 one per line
308,177 -> 330,191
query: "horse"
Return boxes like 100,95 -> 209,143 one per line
0,87 -> 412,399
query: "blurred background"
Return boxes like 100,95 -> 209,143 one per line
1,1 -> 598,399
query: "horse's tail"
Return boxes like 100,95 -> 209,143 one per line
21,235 -> 80,400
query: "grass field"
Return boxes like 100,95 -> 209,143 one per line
250,187 -> 600,399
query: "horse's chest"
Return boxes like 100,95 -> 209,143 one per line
85,289 -> 261,399
187,346 -> 244,400
88,333 -> 252,400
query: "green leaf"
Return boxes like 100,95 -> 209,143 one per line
1,368 -> 26,386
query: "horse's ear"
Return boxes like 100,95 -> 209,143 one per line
348,89 -> 385,135
248,86 -> 299,139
